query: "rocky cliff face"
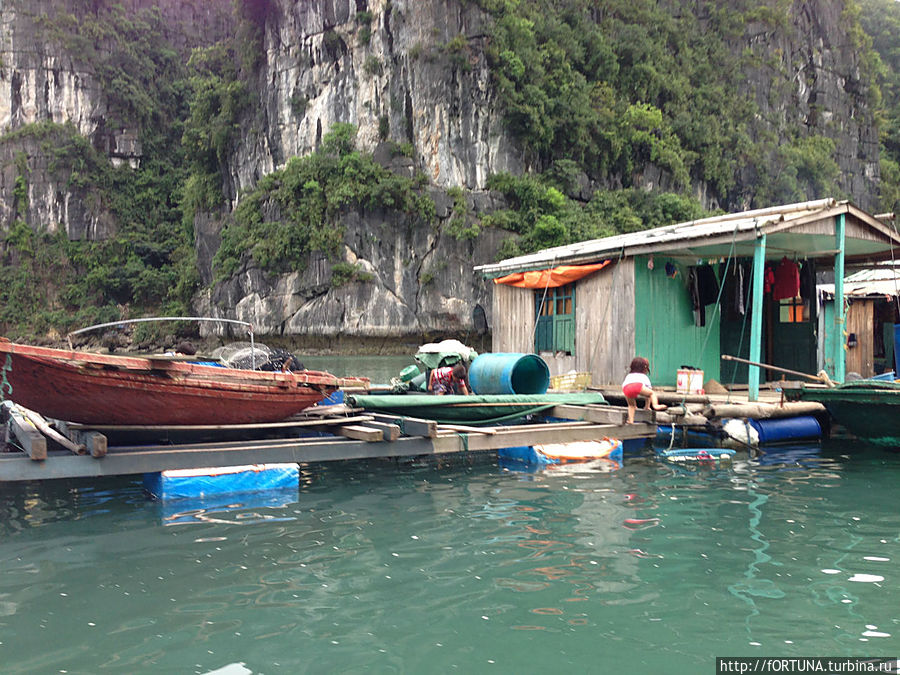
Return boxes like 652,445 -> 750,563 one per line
0,0 -> 885,342
0,0 -> 233,239
226,0 -> 523,204
736,0 -> 879,206
194,189 -> 507,340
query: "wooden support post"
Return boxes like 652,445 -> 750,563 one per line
6,406 -> 46,460
83,431 -> 108,458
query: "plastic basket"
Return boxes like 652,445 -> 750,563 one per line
549,371 -> 592,391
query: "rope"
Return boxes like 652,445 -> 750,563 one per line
457,432 -> 469,452
1,354 -> 12,401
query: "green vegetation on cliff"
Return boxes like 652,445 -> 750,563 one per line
858,0 -> 900,214
214,124 -> 436,281
1,0 -> 898,340
477,0 -> 864,210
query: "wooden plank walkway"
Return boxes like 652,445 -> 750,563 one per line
0,403 -> 656,482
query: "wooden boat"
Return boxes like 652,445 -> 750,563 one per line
783,380 -> 900,444
0,338 -> 369,425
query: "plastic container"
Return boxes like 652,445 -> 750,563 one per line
749,416 -> 822,444
468,353 -> 550,395
143,463 -> 299,500
399,365 -> 420,382
676,368 -> 704,394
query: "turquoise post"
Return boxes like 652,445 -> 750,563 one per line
834,213 -> 846,383
748,234 -> 767,401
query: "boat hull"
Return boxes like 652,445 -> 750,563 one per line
786,383 -> 900,443
0,340 -> 355,425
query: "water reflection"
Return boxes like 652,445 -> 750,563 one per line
0,441 -> 899,671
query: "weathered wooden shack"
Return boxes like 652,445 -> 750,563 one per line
817,264 -> 900,377
475,199 -> 900,401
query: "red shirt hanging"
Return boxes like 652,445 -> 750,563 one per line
772,257 -> 800,300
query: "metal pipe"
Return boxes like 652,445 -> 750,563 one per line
66,316 -> 257,368
721,354 -> 830,383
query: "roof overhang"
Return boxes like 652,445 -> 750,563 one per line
475,199 -> 900,278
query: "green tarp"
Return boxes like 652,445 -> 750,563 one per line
347,392 -> 607,426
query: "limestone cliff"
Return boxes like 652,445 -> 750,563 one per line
0,0 -> 885,341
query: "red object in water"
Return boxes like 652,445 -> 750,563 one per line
0,338 -> 368,425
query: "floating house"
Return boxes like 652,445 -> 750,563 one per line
475,199 -> 900,401
817,263 -> 900,377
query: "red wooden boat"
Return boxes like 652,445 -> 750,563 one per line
0,338 -> 368,425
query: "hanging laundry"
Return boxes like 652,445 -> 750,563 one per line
718,261 -> 747,321
764,265 -> 775,294
688,265 -> 720,327
799,260 -> 815,299
772,257 -> 800,300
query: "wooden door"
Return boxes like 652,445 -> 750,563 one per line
845,299 -> 875,377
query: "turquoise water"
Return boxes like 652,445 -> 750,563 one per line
2,357 -> 899,672
1,440 -> 899,673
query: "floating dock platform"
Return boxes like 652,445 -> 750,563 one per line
0,402 -> 656,482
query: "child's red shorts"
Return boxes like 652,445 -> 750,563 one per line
622,382 -> 645,399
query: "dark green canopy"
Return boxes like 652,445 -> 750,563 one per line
347,393 -> 607,426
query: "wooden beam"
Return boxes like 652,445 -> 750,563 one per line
19,409 -> 85,455
549,404 -> 627,424
358,421 -> 401,441
334,424 -> 385,442
369,414 -> 438,438
54,421 -> 109,458
437,423 -> 497,435
6,405 -> 47,460
432,422 -> 654,452
63,414 -> 375,432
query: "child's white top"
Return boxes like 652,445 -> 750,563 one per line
622,372 -> 652,388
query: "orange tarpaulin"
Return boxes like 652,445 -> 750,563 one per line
493,261 -> 611,289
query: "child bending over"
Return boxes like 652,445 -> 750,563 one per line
622,356 -> 666,423
429,362 -> 470,395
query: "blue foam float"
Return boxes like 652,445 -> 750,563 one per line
144,463 -> 299,501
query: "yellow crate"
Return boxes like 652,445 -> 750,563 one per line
549,371 -> 592,391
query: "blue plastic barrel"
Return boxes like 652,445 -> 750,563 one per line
749,416 -> 822,444
468,353 -> 550,395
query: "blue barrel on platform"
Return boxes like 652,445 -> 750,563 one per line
750,416 -> 822,444
468,353 -> 550,395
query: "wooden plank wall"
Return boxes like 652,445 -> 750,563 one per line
491,282 -> 535,353
490,262 -> 635,385
575,259 -> 635,386
845,298 -> 875,376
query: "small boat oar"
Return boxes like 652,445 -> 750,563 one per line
721,354 -> 834,386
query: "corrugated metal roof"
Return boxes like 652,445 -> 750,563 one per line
475,198 -> 897,277
820,264 -> 900,298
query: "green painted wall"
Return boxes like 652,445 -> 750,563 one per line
822,300 -> 837,377
633,256 -> 721,387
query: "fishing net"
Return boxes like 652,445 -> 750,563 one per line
211,342 -> 305,371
